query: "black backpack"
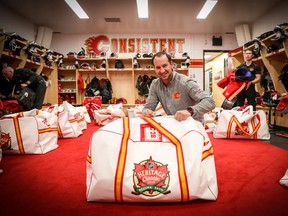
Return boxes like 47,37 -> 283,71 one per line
85,76 -> 100,97
115,60 -> 124,69
260,67 -> 275,91
100,79 -> 113,103
279,63 -> 288,92
136,74 -> 151,97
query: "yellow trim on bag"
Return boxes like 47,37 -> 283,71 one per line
77,116 -> 85,123
142,117 -> 189,202
114,117 -> 130,202
57,124 -> 63,138
86,155 -> 92,163
13,115 -> 25,154
38,127 -> 58,133
227,115 -> 260,139
69,118 -> 78,123
202,146 -> 214,161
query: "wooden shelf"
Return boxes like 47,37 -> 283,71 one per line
231,34 -> 288,128
0,33 -> 58,105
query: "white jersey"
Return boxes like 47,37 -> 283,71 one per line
86,116 -> 218,202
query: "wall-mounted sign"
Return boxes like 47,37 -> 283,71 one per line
85,35 -> 185,55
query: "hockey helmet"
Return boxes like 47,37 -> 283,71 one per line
235,67 -> 252,81
182,52 -> 188,57
135,53 -> 141,58
81,62 -> 90,69
110,52 -> 117,57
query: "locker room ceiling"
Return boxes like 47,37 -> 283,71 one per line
0,0 -> 283,35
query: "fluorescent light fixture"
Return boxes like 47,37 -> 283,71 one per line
65,0 -> 89,19
136,0 -> 148,18
197,0 -> 218,19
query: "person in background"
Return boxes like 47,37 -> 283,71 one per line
2,66 -> 47,110
236,49 -> 261,111
0,63 -> 16,100
142,51 -> 215,123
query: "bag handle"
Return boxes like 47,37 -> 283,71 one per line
227,115 -> 261,139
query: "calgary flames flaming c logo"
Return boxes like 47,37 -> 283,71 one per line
85,35 -> 109,56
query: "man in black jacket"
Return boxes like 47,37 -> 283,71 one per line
2,66 -> 47,110
14,67 -> 47,110
236,49 -> 262,111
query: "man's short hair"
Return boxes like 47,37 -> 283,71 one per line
244,49 -> 256,57
152,51 -> 172,66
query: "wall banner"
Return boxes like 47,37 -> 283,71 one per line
85,35 -> 185,55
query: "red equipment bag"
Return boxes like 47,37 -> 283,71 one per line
0,99 -> 22,116
82,96 -> 102,120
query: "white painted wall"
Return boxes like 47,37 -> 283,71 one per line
251,0 -> 288,38
0,2 -> 35,41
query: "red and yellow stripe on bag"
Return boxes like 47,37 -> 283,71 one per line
86,154 -> 92,163
114,117 -> 130,202
52,112 -> 64,138
202,141 -> 214,161
57,115 -> 82,138
60,117 -> 79,137
142,117 -> 190,202
227,115 -> 261,139
38,127 -> 58,133
69,117 -> 78,123
13,113 -> 25,154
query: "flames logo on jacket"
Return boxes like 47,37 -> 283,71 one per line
132,156 -> 170,197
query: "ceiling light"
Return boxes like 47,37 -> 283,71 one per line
197,0 -> 218,19
65,0 -> 89,19
136,0 -> 148,18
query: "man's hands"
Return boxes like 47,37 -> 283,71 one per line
174,110 -> 191,121
143,109 -> 191,121
246,81 -> 252,90
143,109 -> 155,117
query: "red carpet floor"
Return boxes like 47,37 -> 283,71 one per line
0,123 -> 287,216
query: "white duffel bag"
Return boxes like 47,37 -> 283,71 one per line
44,104 -> 83,138
213,105 -> 270,140
86,116 -> 218,202
0,109 -> 58,154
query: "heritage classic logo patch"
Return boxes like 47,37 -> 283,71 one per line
132,156 -> 170,197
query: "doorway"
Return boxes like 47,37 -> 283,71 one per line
203,50 -> 229,106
